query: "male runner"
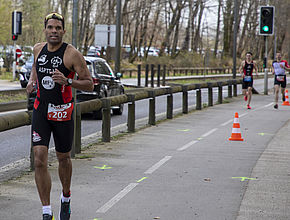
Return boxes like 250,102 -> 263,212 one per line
272,52 -> 290,109
239,52 -> 258,109
26,12 -> 93,220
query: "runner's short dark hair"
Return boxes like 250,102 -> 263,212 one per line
246,51 -> 253,56
44,12 -> 65,29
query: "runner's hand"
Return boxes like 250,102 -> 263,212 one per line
52,69 -> 67,85
26,80 -> 36,94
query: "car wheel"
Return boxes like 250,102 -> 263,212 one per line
112,103 -> 123,115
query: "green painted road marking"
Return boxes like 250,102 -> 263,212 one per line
258,132 -> 273,136
94,165 -> 112,170
232,177 -> 256,181
137,177 -> 148,183
177,129 -> 190,132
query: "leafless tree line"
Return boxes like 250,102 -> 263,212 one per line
14,0 -> 290,62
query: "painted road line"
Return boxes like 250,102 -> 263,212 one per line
200,128 -> 218,138
96,183 -> 139,213
221,119 -> 233,126
177,140 -> 198,151
144,156 -> 172,174
264,102 -> 274,108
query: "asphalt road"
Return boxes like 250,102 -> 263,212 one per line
1,92 -> 289,219
0,77 -> 274,172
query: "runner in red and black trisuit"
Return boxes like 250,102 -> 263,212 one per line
272,52 -> 290,109
239,52 -> 258,109
26,12 -> 93,220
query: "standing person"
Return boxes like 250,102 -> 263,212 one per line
272,52 -> 290,109
26,12 -> 93,220
239,52 -> 258,109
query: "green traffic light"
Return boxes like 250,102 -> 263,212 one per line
263,25 -> 269,32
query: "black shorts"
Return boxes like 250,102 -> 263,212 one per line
242,79 -> 253,89
274,75 -> 286,88
31,102 -> 74,153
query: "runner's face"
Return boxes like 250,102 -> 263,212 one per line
44,19 -> 65,45
276,53 -> 282,61
245,53 -> 252,62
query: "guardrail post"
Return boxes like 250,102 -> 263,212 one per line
157,64 -> 161,87
182,85 -> 188,114
151,64 -> 155,88
228,80 -> 232,98
207,83 -> 213,106
196,89 -> 202,110
145,64 -> 149,87
137,64 -> 141,87
74,103 -> 81,154
162,65 -> 166,86
148,90 -> 156,125
166,87 -> 173,119
101,98 -> 111,142
127,94 -> 135,132
218,82 -> 223,104
233,80 -> 237,97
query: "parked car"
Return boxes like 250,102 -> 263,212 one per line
27,56 -> 124,120
77,56 -> 124,119
19,55 -> 34,88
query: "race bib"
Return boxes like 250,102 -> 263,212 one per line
277,75 -> 285,82
244,76 -> 252,82
47,103 -> 73,121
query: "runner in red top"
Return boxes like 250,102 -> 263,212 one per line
239,52 -> 258,109
272,52 -> 290,109
26,12 -> 93,220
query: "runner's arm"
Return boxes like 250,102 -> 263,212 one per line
239,61 -> 244,75
253,61 -> 258,77
66,47 -> 93,92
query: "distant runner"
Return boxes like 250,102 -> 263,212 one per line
239,52 -> 258,109
272,52 -> 290,109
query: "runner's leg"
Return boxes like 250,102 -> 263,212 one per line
34,145 -> 51,206
56,151 -> 72,195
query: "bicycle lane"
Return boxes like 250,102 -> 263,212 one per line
0,94 -> 289,219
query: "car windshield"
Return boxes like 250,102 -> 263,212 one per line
87,63 -> 93,75
26,55 -> 34,64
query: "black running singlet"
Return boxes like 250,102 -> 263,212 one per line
35,43 -> 75,108
243,61 -> 254,76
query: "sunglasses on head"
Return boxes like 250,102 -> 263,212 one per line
45,12 -> 64,21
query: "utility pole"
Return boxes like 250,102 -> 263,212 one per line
71,0 -> 78,157
115,0 -> 122,73
232,0 -> 238,79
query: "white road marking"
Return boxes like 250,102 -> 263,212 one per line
200,128 -> 218,138
177,140 -> 198,151
144,156 -> 172,174
96,183 -> 139,213
221,119 -> 233,126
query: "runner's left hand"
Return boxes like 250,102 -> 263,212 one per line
52,69 -> 66,85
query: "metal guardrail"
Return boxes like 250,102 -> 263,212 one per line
0,78 -> 243,169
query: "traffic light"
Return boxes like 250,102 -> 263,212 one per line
259,6 -> 275,35
12,11 -> 22,41
12,34 -> 18,41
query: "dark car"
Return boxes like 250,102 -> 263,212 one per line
27,56 -> 124,119
19,55 -> 34,88
78,56 -> 124,119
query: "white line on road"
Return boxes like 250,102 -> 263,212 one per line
96,183 -> 139,213
144,156 -> 172,174
200,128 -> 218,138
177,140 -> 198,151
221,119 -> 233,126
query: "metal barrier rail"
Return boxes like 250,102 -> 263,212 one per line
0,78 -> 243,169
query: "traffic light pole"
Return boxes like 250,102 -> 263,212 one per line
264,36 -> 268,95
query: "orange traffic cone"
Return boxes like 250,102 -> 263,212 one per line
229,112 -> 244,141
282,89 -> 290,106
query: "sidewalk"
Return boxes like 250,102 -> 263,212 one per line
1,94 -> 290,219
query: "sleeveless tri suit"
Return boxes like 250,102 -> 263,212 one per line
242,61 -> 254,89
272,60 -> 289,88
31,43 -> 75,153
